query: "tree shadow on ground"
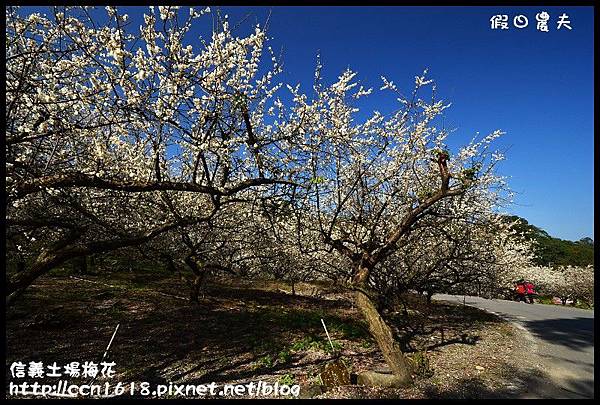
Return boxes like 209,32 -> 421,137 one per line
520,317 -> 594,351
203,283 -> 352,311
9,275 -> 561,399
388,298 -> 502,353
422,361 -> 593,399
5,276 -> 365,390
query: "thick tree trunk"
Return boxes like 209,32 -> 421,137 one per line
349,260 -> 413,386
7,250 -> 67,305
354,288 -> 413,386
75,255 -> 87,275
190,273 -> 206,303
7,223 -> 187,306
185,255 -> 207,303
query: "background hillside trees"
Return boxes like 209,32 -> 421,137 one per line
501,216 -> 594,267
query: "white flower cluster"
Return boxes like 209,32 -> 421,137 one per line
502,265 -> 594,305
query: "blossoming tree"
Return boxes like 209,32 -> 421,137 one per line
5,5 -> 538,387
270,62 -> 514,384
5,6 -> 297,304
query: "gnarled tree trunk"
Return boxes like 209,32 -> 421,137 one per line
354,289 -> 413,385
352,263 -> 413,387
185,255 -> 207,303
190,272 -> 207,303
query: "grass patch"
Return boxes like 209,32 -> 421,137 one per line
409,350 -> 434,378
278,349 -> 292,364
278,373 -> 295,385
289,334 -> 343,354
574,302 -> 593,310
536,295 -> 554,305
256,307 -> 369,341
258,354 -> 274,368
47,266 -> 76,277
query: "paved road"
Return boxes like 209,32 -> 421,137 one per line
434,294 -> 594,399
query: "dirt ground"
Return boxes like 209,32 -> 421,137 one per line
5,268 -> 536,399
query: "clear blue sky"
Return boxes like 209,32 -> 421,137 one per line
18,6 -> 595,241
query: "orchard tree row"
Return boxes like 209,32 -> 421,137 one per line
6,6 -> 556,386
499,265 -> 594,306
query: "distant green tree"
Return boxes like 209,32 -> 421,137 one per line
500,216 -> 594,267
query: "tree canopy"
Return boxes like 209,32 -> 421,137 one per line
501,215 -> 594,267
